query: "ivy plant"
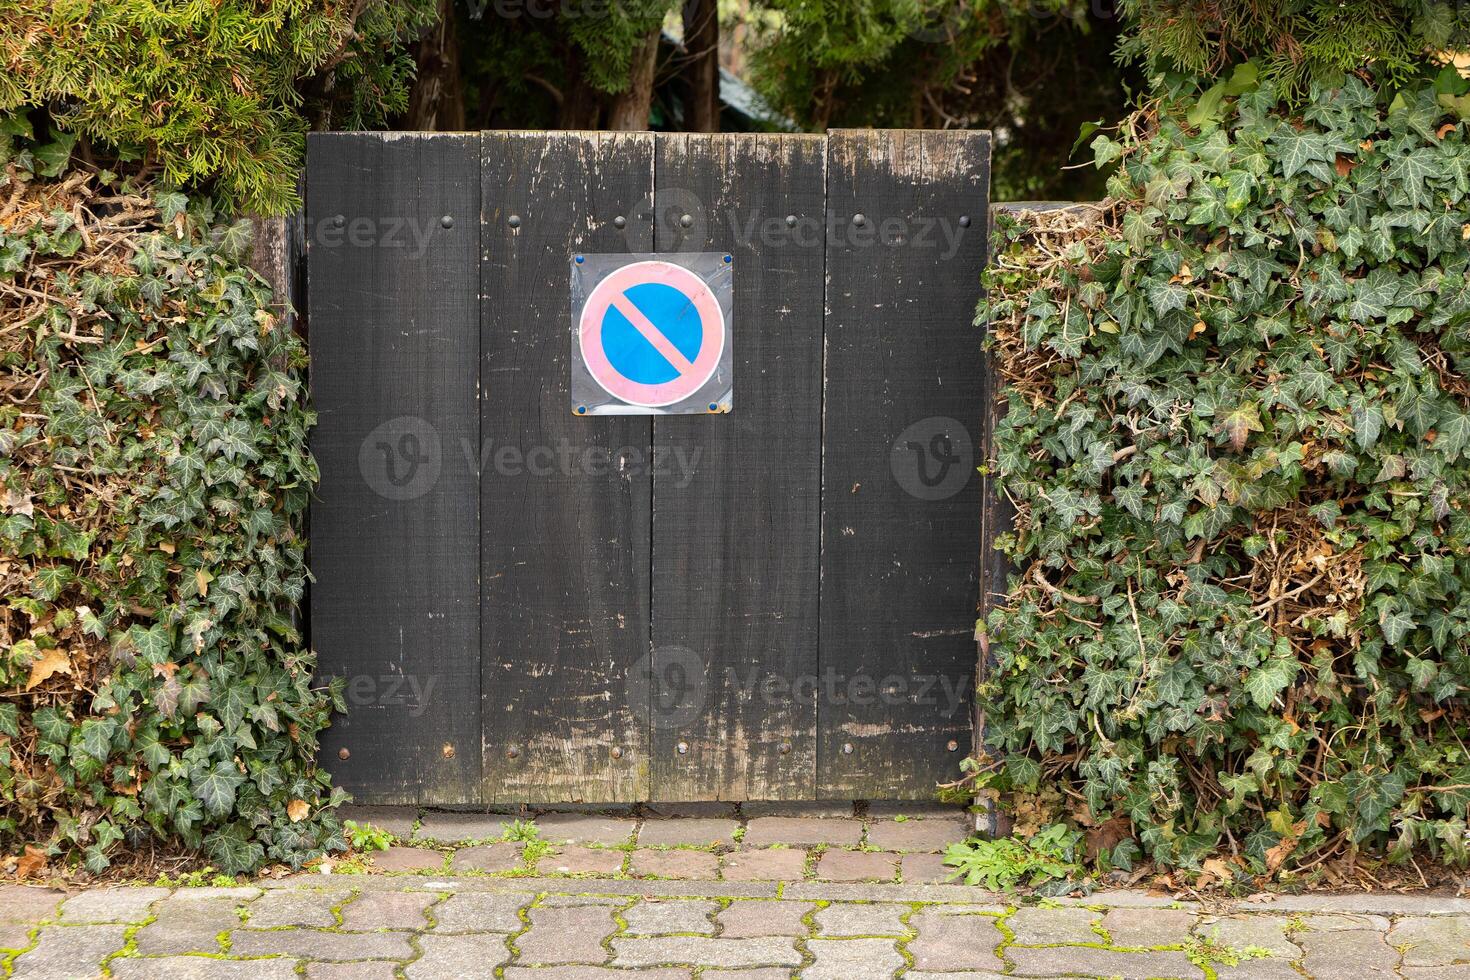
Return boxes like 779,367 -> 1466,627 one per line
0,118 -> 343,873
981,67 -> 1470,875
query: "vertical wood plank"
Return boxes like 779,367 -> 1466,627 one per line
818,130 -> 992,799
650,134 -> 826,800
307,132 -> 482,804
481,131 -> 654,802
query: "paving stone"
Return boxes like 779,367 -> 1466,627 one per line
721,848 -> 807,881
0,886 -> 64,924
306,964 -> 401,980
449,842 -> 523,872
1298,912 -> 1393,931
1392,916 -> 1470,967
0,924 -> 34,950
245,887 -> 351,928
58,887 -> 170,923
229,927 -> 416,960
907,911 -> 1006,972
1196,914 -> 1299,957
535,813 -> 638,845
864,801 -> 968,818
900,853 -> 952,884
743,801 -> 854,819
504,969 -> 690,979
805,937 -> 905,979
415,811 -> 515,843
340,890 -> 436,930
109,957 -> 301,979
406,933 -> 512,978
638,818 -> 739,847
1060,890 -> 1198,910
373,845 -> 446,872
630,849 -> 720,879
610,936 -> 802,968
716,900 -> 813,937
904,974 -> 1009,980
623,899 -> 719,935
539,895 -> 625,907
1405,969 -> 1470,980
1100,906 -> 1196,947
10,924 -> 128,978
701,971 -> 791,980
134,891 -> 252,954
1297,928 -> 1398,980
1213,959 -> 1304,980
645,801 -> 739,819
814,850 -> 897,882
431,891 -> 530,932
1008,946 -> 1202,978
339,804 -> 418,838
517,904 -> 618,964
1258,894 -> 1470,915
814,902 -> 909,936
864,817 -> 967,852
743,817 -> 862,846
1007,905 -> 1100,945
538,844 -> 625,875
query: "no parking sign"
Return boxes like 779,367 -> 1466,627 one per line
570,253 -> 733,415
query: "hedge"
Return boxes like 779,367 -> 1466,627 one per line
0,118 -> 341,874
980,69 -> 1470,877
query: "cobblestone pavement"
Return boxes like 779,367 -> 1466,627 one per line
4,804 -> 1469,978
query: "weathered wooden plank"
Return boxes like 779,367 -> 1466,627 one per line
650,133 -> 826,800
481,131 -> 654,802
818,130 -> 992,799
307,132 -> 482,804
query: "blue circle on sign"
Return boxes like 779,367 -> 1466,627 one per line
601,282 -> 704,385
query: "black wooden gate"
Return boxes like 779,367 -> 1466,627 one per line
306,130 -> 990,804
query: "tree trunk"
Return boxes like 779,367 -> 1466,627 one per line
559,56 -> 603,130
403,0 -> 466,130
682,0 -> 720,132
606,28 -> 661,131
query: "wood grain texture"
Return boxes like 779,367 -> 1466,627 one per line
650,133 -> 826,800
480,131 -> 654,802
818,130 -> 992,799
307,132 -> 482,804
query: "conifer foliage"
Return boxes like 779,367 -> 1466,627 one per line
0,0 -> 436,214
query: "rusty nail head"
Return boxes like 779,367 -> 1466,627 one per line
676,741 -> 689,755
946,740 -> 959,752
611,746 -> 623,759
778,742 -> 792,755
442,743 -> 455,759
841,743 -> 854,755
507,746 -> 520,759
338,747 -> 350,760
